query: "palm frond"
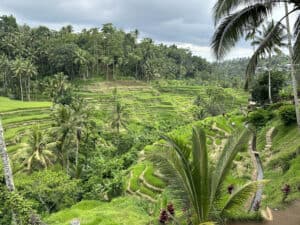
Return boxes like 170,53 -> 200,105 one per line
220,180 -> 268,216
211,3 -> 271,60
213,0 -> 245,25
191,126 -> 210,221
210,128 -> 250,206
293,15 -> 300,64
245,21 -> 286,89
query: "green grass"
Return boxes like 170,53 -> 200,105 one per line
2,114 -> 50,125
143,164 -> 166,189
0,97 -> 50,112
129,164 -> 146,192
254,115 -> 300,208
45,197 -> 152,225
139,185 -> 157,199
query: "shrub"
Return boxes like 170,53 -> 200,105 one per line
279,105 -> 296,125
15,170 -> 80,213
247,109 -> 274,128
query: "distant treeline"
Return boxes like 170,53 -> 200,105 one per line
0,15 -> 212,82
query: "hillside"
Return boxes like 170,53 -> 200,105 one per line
2,79 -> 300,225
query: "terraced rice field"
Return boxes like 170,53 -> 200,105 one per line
126,113 -> 253,202
76,80 -> 248,133
0,97 -> 51,154
0,80 -> 248,202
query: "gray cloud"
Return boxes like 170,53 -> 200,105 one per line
0,0 -> 215,45
1,0 -> 260,60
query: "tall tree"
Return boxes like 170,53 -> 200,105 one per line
111,101 -> 128,134
23,59 -> 37,101
211,0 -> 300,130
0,120 -> 15,191
247,20 -> 287,103
15,127 -> 56,172
11,58 -> 26,101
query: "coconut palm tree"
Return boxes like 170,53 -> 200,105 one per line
23,59 -> 37,101
51,104 -> 75,173
111,101 -> 128,134
14,127 -> 56,172
51,100 -> 89,173
211,0 -> 300,130
247,20 -> 287,104
11,58 -> 26,101
150,126 -> 262,224
74,48 -> 91,80
0,54 -> 10,94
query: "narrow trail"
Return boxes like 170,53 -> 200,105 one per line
264,127 -> 275,161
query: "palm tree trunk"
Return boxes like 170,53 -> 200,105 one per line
0,121 -> 19,225
135,64 -> 138,80
285,3 -> 300,130
0,120 -> 15,191
112,62 -> 115,80
75,138 -> 79,168
106,64 -> 108,81
268,53 -> 272,104
19,75 -> 23,101
28,76 -> 31,101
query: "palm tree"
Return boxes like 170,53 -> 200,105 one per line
45,72 -> 70,103
0,54 -> 10,94
211,0 -> 300,130
247,20 -> 287,104
51,105 -> 75,173
11,58 -> 26,101
111,101 -> 128,134
74,48 -> 91,80
51,101 -> 89,173
14,127 -> 55,172
150,126 -> 262,224
23,59 -> 37,101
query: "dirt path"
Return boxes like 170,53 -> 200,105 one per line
229,201 -> 300,225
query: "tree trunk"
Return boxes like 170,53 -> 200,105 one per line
75,138 -> 79,168
112,62 -> 115,80
19,75 -> 23,101
285,3 -> 300,130
28,76 -> 31,101
0,120 -> 15,191
106,64 -> 109,81
135,64 -> 138,80
0,121 -> 22,225
268,53 -> 272,104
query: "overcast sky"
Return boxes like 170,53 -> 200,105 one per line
0,0 -> 291,61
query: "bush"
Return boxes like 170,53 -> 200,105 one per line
247,109 -> 274,128
15,170 -> 80,213
279,105 -> 297,125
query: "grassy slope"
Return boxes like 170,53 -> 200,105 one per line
45,197 -> 152,225
256,119 -> 300,208
0,97 -> 50,112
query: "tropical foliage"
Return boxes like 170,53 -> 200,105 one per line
150,126 -> 261,224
